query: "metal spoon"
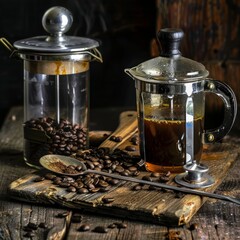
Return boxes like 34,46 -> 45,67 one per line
40,154 -> 240,205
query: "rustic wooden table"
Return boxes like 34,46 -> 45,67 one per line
0,106 -> 240,240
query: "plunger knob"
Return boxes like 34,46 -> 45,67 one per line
42,6 -> 73,41
157,28 -> 184,57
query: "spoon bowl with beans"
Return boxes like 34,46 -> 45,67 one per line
39,154 -> 240,206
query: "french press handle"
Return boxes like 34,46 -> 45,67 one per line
204,79 -> 237,143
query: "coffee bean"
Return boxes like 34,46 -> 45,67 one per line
71,214 -> 82,223
98,180 -> 109,188
130,136 -> 139,145
24,232 -> 35,237
22,226 -> 33,232
100,186 -> 112,192
34,176 -> 45,182
175,191 -> 184,198
132,184 -> 142,191
132,170 -> 140,176
89,187 -> 100,193
151,172 -> 161,178
109,136 -> 122,142
38,222 -> 48,228
57,211 -> 69,218
108,179 -> 119,185
114,222 -> 127,229
115,136 -> 123,142
78,224 -> 90,232
102,197 -> 115,204
148,185 -> 161,191
128,166 -> 138,172
109,136 -> 116,141
108,223 -> 116,229
115,166 -> 124,173
78,188 -> 89,194
59,182 -> 71,188
62,177 -> 74,183
53,179 -> 62,185
125,146 -> 136,152
159,176 -> 170,183
142,176 -> 152,182
93,226 -> 108,233
77,182 -> 84,188
26,222 -> 38,230
75,165 -> 82,171
67,186 -> 77,192
189,223 -> 198,230
121,170 -> 130,176
45,173 -> 57,180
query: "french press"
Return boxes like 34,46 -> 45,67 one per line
125,29 -> 237,188
9,6 -> 102,168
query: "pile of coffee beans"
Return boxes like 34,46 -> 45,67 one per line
74,147 -> 141,174
24,117 -> 88,166
33,148 -> 181,197
43,172 -> 120,194
37,148 -> 142,194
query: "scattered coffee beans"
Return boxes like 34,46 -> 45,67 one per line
78,224 -> 90,232
93,226 -> 109,233
125,145 -> 136,152
71,214 -> 83,223
114,222 -> 127,229
38,222 -> 48,229
130,135 -> 139,145
108,223 -> 116,229
102,197 -> 115,204
109,135 -> 122,142
189,223 -> 198,231
56,211 -> 69,218
26,222 -> 38,230
34,176 -> 45,182
24,231 -> 35,238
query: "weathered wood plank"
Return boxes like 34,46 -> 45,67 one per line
8,142 -> 239,226
154,0 -> 240,61
1,106 -> 240,239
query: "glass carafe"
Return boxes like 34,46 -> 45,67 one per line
125,28 -> 237,173
13,6 -> 102,168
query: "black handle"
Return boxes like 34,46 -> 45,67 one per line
156,28 -> 184,57
204,79 -> 237,143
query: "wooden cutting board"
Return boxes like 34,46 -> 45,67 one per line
8,111 -> 239,226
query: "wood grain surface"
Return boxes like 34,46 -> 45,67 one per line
7,113 -> 239,227
1,107 -> 240,239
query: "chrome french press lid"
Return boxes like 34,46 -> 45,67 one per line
125,28 -> 208,83
13,6 -> 102,62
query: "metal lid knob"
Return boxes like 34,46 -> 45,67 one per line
42,6 -> 73,42
157,28 -> 184,57
13,6 -> 101,61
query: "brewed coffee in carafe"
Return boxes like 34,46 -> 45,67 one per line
125,28 -> 237,173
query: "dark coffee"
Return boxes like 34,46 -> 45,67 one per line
143,117 -> 204,173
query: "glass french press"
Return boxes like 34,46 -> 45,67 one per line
9,6 -> 102,168
125,28 -> 237,188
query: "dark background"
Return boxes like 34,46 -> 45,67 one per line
0,0 -> 156,127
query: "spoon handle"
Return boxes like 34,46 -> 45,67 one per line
98,111 -> 138,151
86,170 -> 240,205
